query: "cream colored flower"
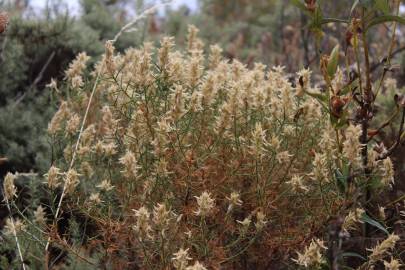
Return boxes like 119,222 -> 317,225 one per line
4,218 -> 26,236
237,217 -> 252,234
226,191 -> 243,213
153,203 -> 171,229
367,234 -> 400,263
65,169 -> 80,195
384,258 -> 401,270
89,193 -> 102,205
287,175 -> 309,193
342,208 -> 364,232
293,239 -> 327,267
66,113 -> 81,135
3,172 -> 17,201
343,125 -> 362,167
381,157 -> 395,187
96,179 -> 114,191
172,248 -> 192,270
48,101 -> 70,134
34,205 -> 46,225
119,150 -> 138,178
255,211 -> 267,231
194,191 -> 215,217
45,165 -> 60,189
133,206 -> 151,239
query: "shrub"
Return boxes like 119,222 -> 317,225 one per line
2,1 -> 405,269
47,33 -> 335,268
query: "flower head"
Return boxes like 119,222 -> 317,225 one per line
65,169 -> 80,195
172,248 -> 192,270
4,218 -> 26,236
287,175 -> 309,193
119,151 -> 138,178
384,258 -> 401,270
293,239 -> 327,267
133,206 -> 151,239
342,208 -> 364,232
3,172 -> 17,201
194,191 -> 215,217
34,205 -> 46,225
343,125 -> 362,167
381,157 -> 395,187
226,191 -> 242,213
45,166 -> 60,189
367,234 -> 400,263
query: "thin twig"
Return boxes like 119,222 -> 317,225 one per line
13,51 -> 56,107
378,107 -> 405,160
3,194 -> 27,270
30,51 -> 56,89
367,107 -> 400,142
111,0 -> 174,43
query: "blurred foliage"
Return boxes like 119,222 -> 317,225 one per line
0,0 -> 146,173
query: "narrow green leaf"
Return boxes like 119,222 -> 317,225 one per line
351,0 -> 360,14
310,7 -> 324,30
327,44 -> 340,78
321,18 -> 349,25
305,91 -> 327,102
335,169 -> 347,194
367,15 -> 405,30
340,252 -> 366,261
361,213 -> 389,235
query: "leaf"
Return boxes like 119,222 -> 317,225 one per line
321,18 -> 349,25
335,169 -> 347,194
367,15 -> 405,30
305,90 -> 327,102
374,0 -> 390,14
327,44 -> 340,78
309,7 -> 324,30
351,0 -> 360,14
305,90 -> 329,111
361,213 -> 389,235
340,252 -> 366,261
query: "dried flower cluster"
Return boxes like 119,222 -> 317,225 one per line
293,239 -> 327,267
367,234 -> 400,264
3,172 -> 17,201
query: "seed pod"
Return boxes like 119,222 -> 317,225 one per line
330,96 -> 347,118
0,11 -> 9,34
367,129 -> 379,137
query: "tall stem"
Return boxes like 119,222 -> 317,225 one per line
361,8 -> 372,238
